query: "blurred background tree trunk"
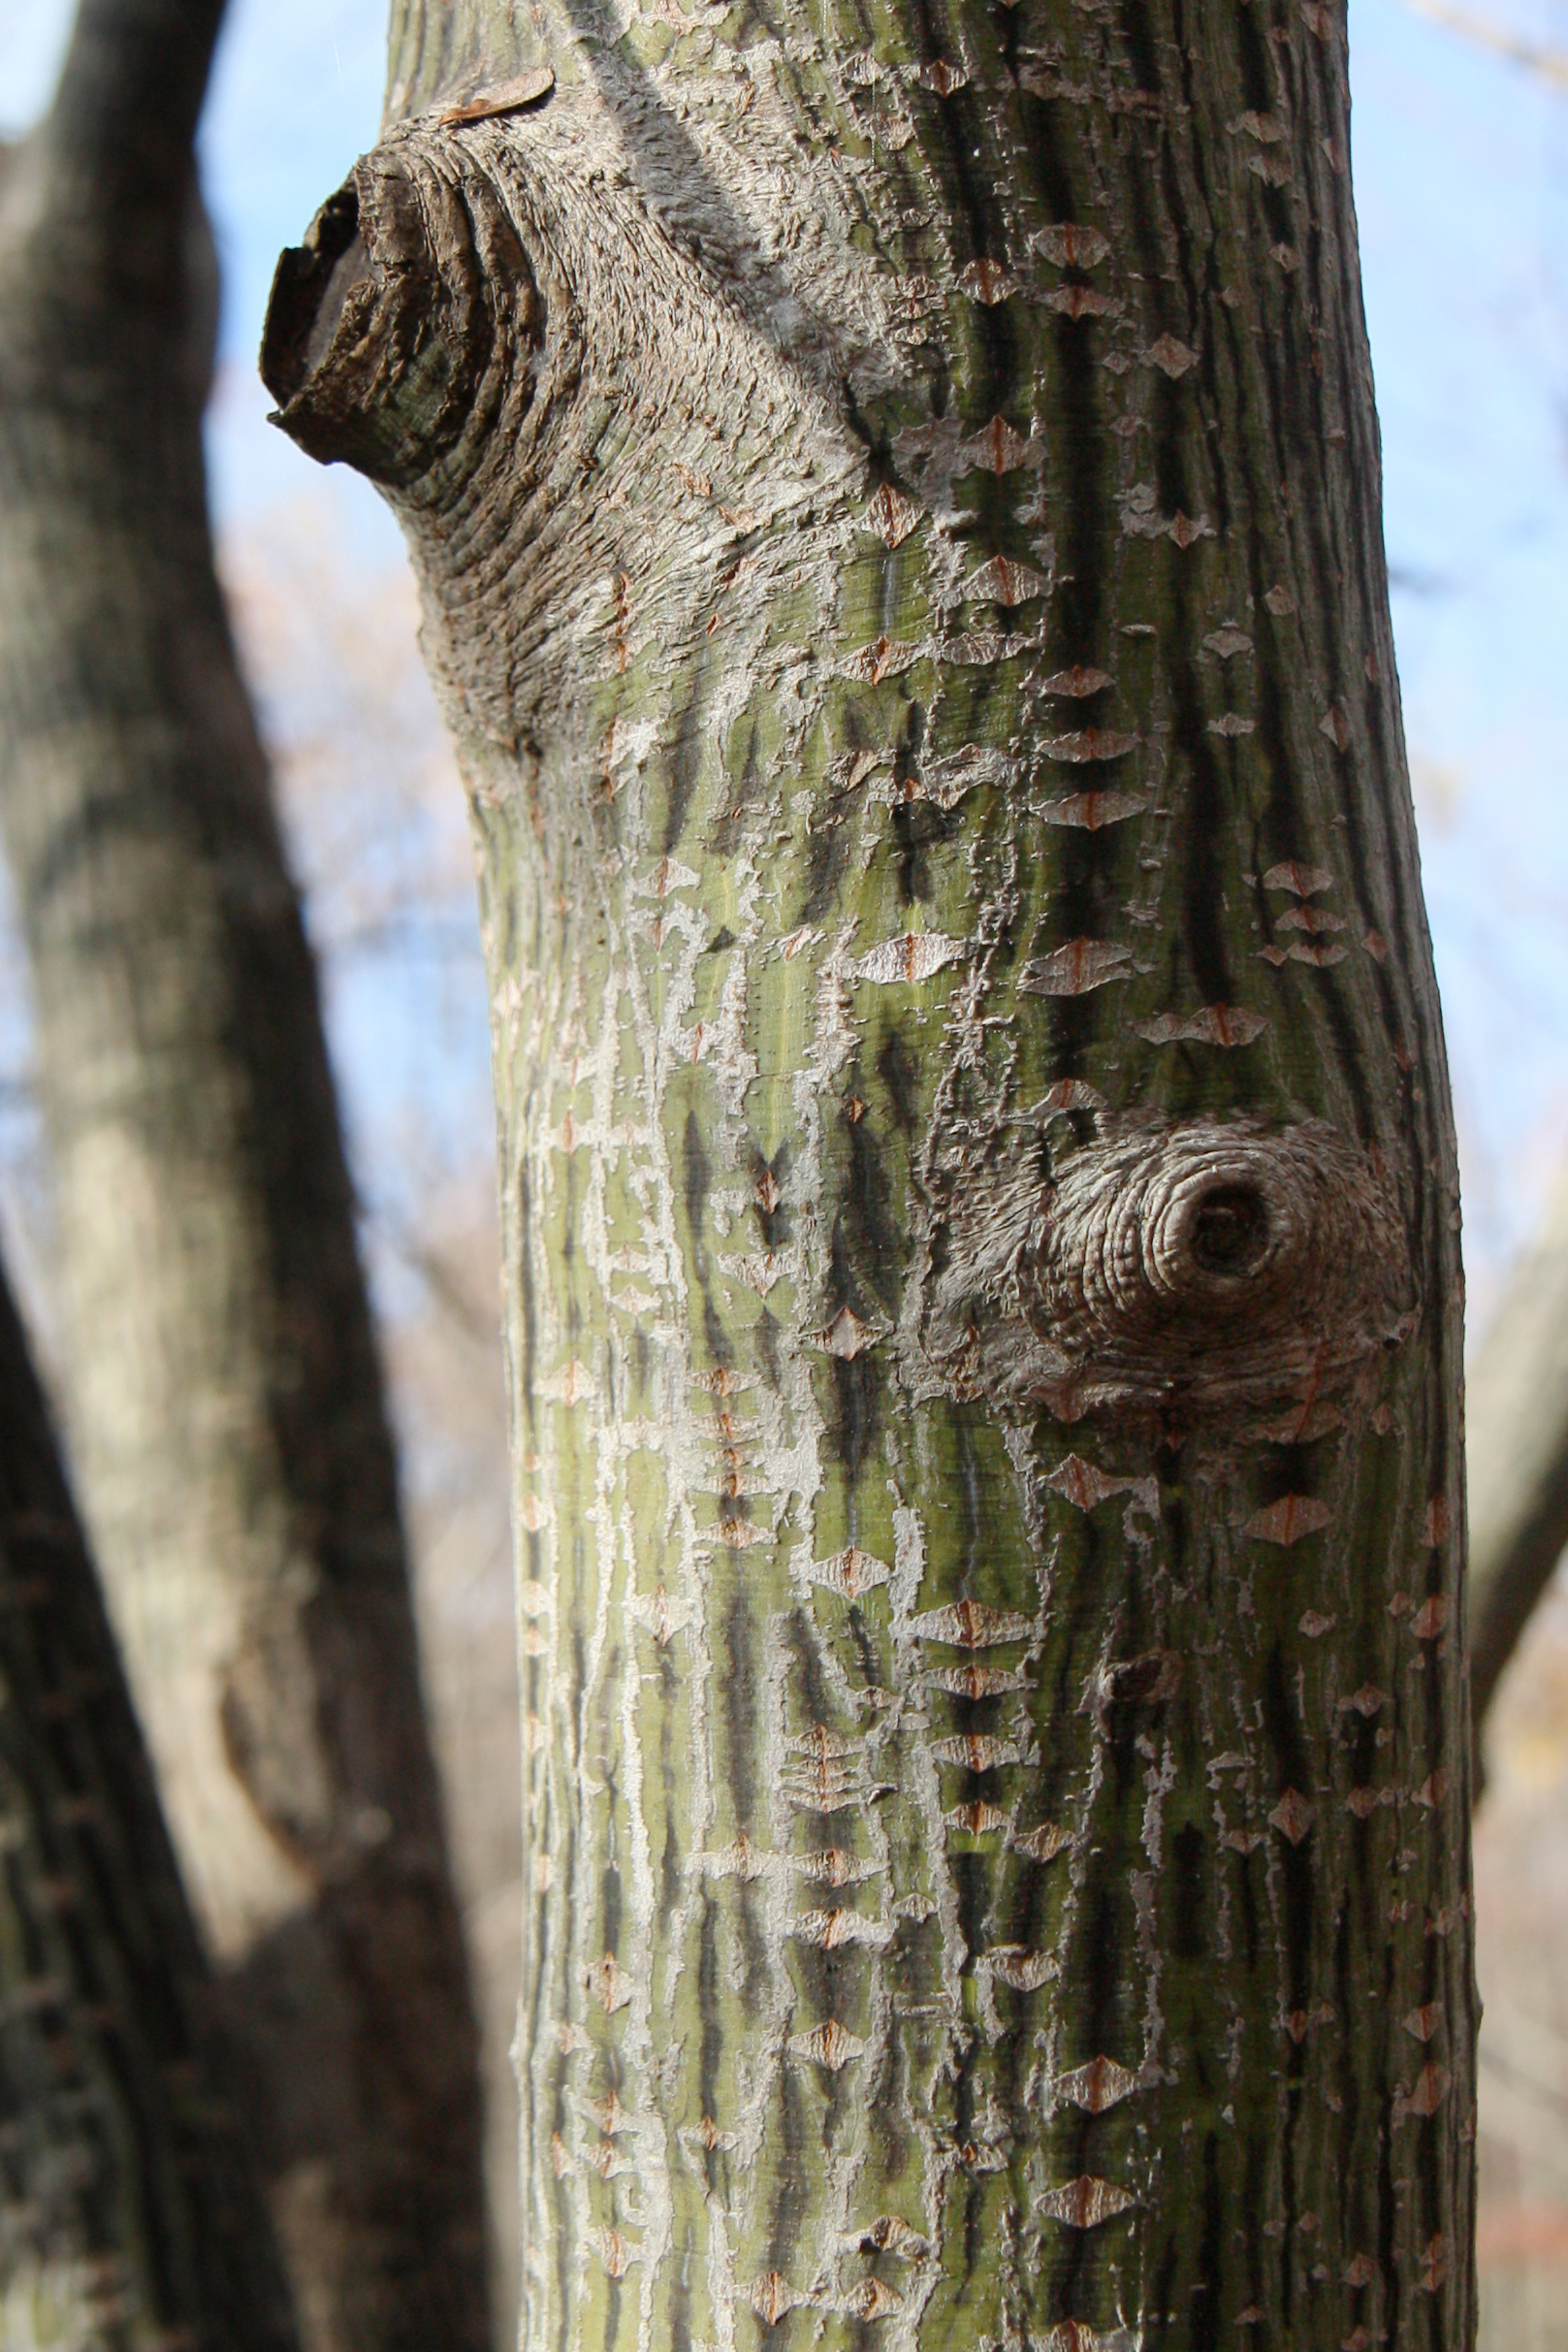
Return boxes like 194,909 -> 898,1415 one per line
0,1239 -> 300,2350
0,4 -> 490,2345
1464,1175 -> 1568,1753
268,1 -> 1478,2346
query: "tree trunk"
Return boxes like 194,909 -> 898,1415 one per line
0,1240 -> 300,2351
266,2 -> 1478,2345
0,6 -> 489,2344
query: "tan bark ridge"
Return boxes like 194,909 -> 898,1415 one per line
0,2 -> 489,2343
268,2 -> 1477,2347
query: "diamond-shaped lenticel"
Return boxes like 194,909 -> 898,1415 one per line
1038,2176 -> 1138,2228
1268,1788 -> 1316,1846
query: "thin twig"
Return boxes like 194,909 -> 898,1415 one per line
1403,0 -> 1568,89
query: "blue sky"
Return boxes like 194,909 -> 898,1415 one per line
1351,2 -> 1568,1299
4,0 -> 1568,1315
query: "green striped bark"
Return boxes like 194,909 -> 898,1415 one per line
266,1 -> 1477,2346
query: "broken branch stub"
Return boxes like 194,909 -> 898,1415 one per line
262,144 -> 538,491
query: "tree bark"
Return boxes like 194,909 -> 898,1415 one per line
267,2 -> 1478,2346
0,6 -> 489,2344
0,1240 -> 299,2351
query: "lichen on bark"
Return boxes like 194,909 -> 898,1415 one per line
268,1 -> 1477,2345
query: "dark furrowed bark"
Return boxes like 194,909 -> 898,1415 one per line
0,7 -> 490,2345
269,2 -> 1476,2347
0,1244 -> 299,2350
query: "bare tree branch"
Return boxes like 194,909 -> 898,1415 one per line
0,1 -> 493,2339
0,1241 -> 300,2346
41,0 -> 226,271
1466,1171 -> 1568,1737
1403,0 -> 1568,90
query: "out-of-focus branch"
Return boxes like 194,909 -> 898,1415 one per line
37,0 -> 227,315
1403,0 -> 1568,90
0,1 -> 491,2340
1395,0 -> 1568,1768
0,1241 -> 299,2347
1466,1169 -> 1568,1741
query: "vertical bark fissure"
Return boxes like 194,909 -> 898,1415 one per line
268,0 -> 1475,2345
